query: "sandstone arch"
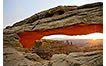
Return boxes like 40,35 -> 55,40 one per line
3,2 -> 103,49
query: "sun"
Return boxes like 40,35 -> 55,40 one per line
92,39 -> 97,41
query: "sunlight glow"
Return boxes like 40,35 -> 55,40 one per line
42,33 -> 103,40
92,39 -> 97,41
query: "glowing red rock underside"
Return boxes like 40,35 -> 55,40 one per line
18,24 -> 103,49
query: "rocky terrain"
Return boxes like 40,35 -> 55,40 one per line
3,2 -> 103,66
3,45 -> 103,66
30,39 -> 103,60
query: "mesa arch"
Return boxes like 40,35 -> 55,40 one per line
3,2 -> 103,49
18,24 -> 103,49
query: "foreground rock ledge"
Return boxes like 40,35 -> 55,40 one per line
50,50 -> 103,66
3,47 -> 103,66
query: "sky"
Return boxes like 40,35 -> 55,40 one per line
3,0 -> 103,27
42,33 -> 103,40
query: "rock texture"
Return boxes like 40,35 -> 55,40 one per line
49,50 -> 103,66
3,46 -> 103,66
4,2 -> 103,31
3,47 -> 44,66
3,2 -> 103,66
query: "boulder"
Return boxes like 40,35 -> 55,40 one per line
24,53 -> 43,62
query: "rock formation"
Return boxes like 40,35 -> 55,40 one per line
4,2 -> 103,49
3,2 -> 103,66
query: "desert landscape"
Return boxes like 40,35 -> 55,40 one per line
30,39 -> 103,60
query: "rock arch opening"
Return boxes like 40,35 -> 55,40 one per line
17,24 -> 103,49
41,33 -> 103,40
